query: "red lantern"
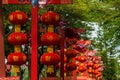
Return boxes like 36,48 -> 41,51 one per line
93,64 -> 100,69
78,65 -> 86,72
40,52 -> 60,65
8,10 -> 28,25
41,11 -> 60,25
96,72 -> 102,77
65,63 -> 77,71
8,32 -> 27,45
88,69 -> 93,74
65,49 -> 78,58
94,69 -> 99,75
40,32 -> 60,45
77,56 -> 87,62
87,61 -> 94,67
7,52 -> 27,65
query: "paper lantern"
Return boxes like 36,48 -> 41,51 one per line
77,56 -> 87,62
41,11 -> 60,25
94,69 -> 99,75
8,32 -> 27,45
7,52 -> 27,65
40,32 -> 60,45
87,61 -> 94,67
93,64 -> 100,69
65,49 -> 78,58
78,65 -> 86,72
88,69 -> 93,74
65,63 -> 77,71
8,10 -> 28,25
40,52 -> 60,65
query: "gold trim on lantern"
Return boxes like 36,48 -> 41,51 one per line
15,25 -> 21,32
9,15 -> 13,21
47,25 -> 54,32
47,65 -> 54,74
55,15 -> 60,21
14,45 -> 21,52
45,56 -> 51,61
17,14 -> 22,20
13,56 -> 19,62
47,45 -> 54,52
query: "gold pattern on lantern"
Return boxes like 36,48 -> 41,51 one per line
9,15 -> 13,21
45,56 -> 51,61
15,36 -> 21,41
48,36 -> 53,41
55,15 -> 59,21
13,56 -> 19,62
17,14 -> 22,20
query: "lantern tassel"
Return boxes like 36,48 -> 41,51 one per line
14,65 -> 20,76
47,65 -> 54,74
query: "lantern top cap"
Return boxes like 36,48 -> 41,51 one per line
15,10 -> 21,12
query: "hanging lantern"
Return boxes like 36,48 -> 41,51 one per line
65,49 -> 78,58
93,64 -> 100,69
40,32 -> 60,45
41,11 -> 60,25
40,52 -> 60,65
65,63 -> 77,71
8,10 -> 28,25
40,52 -> 60,74
94,69 -> 99,75
77,56 -> 87,62
88,69 -> 93,74
7,52 -> 27,65
87,61 -> 94,67
78,65 -> 86,72
8,32 -> 27,45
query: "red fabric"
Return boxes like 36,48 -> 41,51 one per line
31,6 -> 38,80
2,0 -> 72,4
48,0 -> 72,4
